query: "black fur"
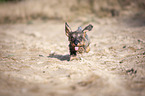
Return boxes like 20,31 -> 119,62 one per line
65,22 -> 93,58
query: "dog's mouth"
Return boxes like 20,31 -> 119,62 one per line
75,47 -> 79,51
71,42 -> 83,51
74,46 -> 84,53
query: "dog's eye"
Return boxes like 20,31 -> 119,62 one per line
71,36 -> 74,40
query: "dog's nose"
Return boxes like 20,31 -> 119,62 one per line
74,40 -> 79,46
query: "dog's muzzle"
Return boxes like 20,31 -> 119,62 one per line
74,40 -> 79,46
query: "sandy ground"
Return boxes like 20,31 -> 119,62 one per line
0,17 -> 145,96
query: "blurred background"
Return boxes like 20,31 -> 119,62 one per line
0,0 -> 145,24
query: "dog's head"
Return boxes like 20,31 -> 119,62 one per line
65,22 -> 93,51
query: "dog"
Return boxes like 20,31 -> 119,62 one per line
65,22 -> 93,60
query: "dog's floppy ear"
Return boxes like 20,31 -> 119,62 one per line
83,24 -> 93,32
65,22 -> 71,36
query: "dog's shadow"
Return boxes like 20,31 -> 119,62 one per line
47,54 -> 70,61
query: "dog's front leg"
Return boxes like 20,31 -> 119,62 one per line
69,44 -> 81,61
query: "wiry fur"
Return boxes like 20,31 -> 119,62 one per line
65,22 -> 93,60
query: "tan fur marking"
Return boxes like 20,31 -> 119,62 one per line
85,46 -> 90,53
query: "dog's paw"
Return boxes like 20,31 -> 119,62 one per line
85,46 -> 90,53
70,56 -> 81,61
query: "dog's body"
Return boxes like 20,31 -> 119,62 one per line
65,22 -> 93,60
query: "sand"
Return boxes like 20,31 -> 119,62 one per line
0,16 -> 145,96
